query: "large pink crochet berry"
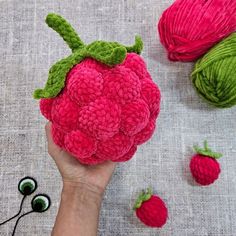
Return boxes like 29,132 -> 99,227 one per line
34,13 -> 161,165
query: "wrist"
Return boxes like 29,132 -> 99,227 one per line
62,181 -> 104,205
52,181 -> 102,236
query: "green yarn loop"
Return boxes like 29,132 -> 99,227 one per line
34,13 -> 144,99
191,33 -> 236,108
194,141 -> 222,159
133,188 -> 152,210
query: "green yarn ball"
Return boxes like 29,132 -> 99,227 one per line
191,33 -> 236,108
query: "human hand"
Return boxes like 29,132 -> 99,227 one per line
45,122 -> 115,235
45,122 -> 116,195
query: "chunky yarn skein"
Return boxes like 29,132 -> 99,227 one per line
191,33 -> 236,108
158,0 -> 236,62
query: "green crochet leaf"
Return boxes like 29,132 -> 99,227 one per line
33,13 -> 145,99
86,41 -> 127,66
45,13 -> 144,56
133,188 -> 153,210
33,50 -> 86,99
194,140 -> 223,159
125,35 -> 143,54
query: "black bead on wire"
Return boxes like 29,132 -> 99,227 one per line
0,177 -> 37,225
11,194 -> 51,236
0,177 -> 51,236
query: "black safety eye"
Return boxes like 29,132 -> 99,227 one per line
18,177 -> 37,196
31,194 -> 51,213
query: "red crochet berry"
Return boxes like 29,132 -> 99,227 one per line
40,98 -> 54,121
134,188 -> 168,228
190,141 -> 222,186
122,53 -> 151,80
120,99 -> 150,136
64,130 -> 97,158
134,119 -> 156,145
96,133 -> 134,161
51,124 -> 65,148
78,97 -> 121,141
113,145 -> 137,162
103,66 -> 141,106
34,13 -> 161,165
67,67 -> 103,106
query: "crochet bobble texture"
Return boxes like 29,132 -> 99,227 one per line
35,13 -> 161,165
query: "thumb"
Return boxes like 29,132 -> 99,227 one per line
45,122 -> 62,158
45,122 -> 79,168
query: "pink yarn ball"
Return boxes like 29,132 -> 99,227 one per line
40,53 -> 161,165
158,0 -> 236,62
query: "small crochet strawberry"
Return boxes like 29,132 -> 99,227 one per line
34,13 -> 161,165
134,188 -> 168,228
190,141 -> 222,186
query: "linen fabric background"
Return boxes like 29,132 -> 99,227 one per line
0,0 -> 236,235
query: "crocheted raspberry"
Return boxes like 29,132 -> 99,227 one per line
34,13 -> 161,165
190,141 -> 222,186
134,188 -> 168,228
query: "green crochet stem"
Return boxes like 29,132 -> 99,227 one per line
133,188 -> 152,210
34,13 -> 144,99
46,13 -> 85,52
194,141 -> 222,159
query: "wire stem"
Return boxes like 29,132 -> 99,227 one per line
12,211 -> 34,236
0,195 -> 26,226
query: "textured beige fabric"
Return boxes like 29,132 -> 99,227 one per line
0,0 -> 236,235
